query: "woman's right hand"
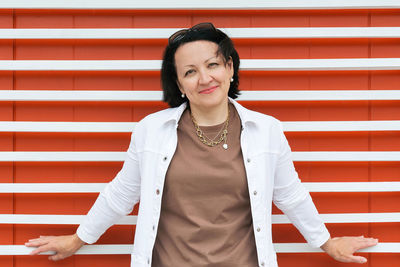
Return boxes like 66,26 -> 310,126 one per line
25,233 -> 86,261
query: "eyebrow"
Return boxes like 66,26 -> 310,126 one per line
183,56 -> 218,67
205,55 -> 217,63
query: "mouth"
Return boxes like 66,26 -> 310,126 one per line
199,86 -> 217,94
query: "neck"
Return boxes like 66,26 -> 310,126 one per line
189,100 -> 229,126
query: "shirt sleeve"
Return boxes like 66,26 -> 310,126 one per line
272,122 -> 330,248
76,131 -> 141,244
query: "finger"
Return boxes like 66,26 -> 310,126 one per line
29,244 -> 54,255
26,238 -> 45,243
29,247 -> 47,256
25,239 -> 51,247
49,253 -> 64,261
38,236 -> 55,241
356,236 -> 375,242
354,238 -> 379,250
28,238 -> 40,242
26,236 -> 54,244
347,255 -> 367,264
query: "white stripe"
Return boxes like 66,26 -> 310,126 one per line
224,27 -> 400,39
2,58 -> 400,71
272,213 -> 400,224
2,243 -> 399,255
0,183 -> 106,193
1,90 -> 400,101
0,245 -> 132,255
0,152 -> 126,162
0,90 -> 162,101
274,243 -> 400,253
303,182 -> 400,192
1,213 -> 399,225
0,60 -> 161,71
1,182 -> 400,193
0,121 -> 137,133
2,27 -> 400,39
0,214 -> 137,225
2,0 -> 400,10
240,58 -> 400,71
238,90 -> 400,101
0,120 -> 399,133
283,120 -> 400,132
292,151 -> 400,162
0,151 -> 399,162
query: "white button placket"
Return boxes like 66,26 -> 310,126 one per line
150,154 -> 170,266
241,125 -> 267,265
150,123 -> 179,261
154,153 -> 169,220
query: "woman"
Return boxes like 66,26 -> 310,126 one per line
26,22 -> 378,267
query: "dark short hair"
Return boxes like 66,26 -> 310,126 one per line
161,22 -> 240,107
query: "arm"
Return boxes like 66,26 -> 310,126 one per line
272,122 -> 378,262
76,130 -> 141,243
320,236 -> 378,264
25,233 -> 85,261
272,123 -> 330,247
25,131 -> 141,260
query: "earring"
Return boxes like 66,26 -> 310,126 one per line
181,93 -> 185,98
230,77 -> 234,82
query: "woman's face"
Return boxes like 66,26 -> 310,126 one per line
174,40 -> 233,112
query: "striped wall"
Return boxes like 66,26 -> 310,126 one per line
0,1 -> 399,266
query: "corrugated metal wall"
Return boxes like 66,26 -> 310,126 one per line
0,4 -> 399,267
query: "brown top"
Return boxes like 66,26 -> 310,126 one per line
152,103 -> 258,267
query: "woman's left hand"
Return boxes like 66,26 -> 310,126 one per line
320,236 -> 378,264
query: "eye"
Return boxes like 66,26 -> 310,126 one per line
208,62 -> 218,67
184,69 -> 195,76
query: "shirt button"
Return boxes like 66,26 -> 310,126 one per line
261,262 -> 265,266
147,258 -> 150,264
253,190 -> 257,196
163,156 -> 168,161
247,158 -> 251,163
152,225 -> 155,231
156,189 -> 160,195
257,227 -> 261,232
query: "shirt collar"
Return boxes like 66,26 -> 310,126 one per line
163,97 -> 257,126
228,97 -> 257,126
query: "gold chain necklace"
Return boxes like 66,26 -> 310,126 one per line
190,107 -> 230,150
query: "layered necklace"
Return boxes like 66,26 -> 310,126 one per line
190,106 -> 230,150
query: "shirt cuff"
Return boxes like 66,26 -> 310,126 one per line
309,229 -> 331,248
76,225 -> 100,245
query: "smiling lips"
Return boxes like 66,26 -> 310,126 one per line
199,86 -> 218,94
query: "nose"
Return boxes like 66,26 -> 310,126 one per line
198,69 -> 213,85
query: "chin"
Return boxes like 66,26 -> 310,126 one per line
201,97 -> 227,108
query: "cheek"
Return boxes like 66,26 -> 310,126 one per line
221,68 -> 232,80
222,72 -> 231,86
182,80 -> 197,93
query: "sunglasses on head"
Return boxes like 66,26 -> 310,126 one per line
168,22 -> 216,44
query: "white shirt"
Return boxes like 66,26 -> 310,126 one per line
77,98 -> 330,267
